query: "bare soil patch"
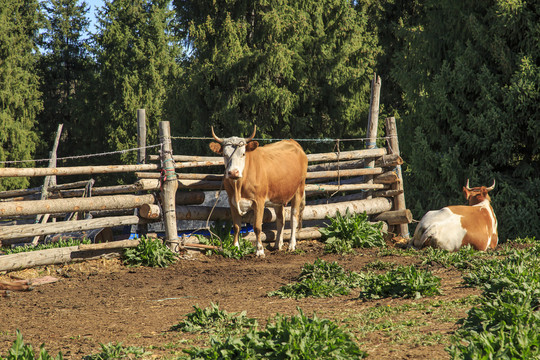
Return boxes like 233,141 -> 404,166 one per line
0,240 -> 479,359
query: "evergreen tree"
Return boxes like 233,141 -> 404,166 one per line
93,0 -> 183,163
38,0 -> 94,159
0,0 -> 43,190
172,0 -> 380,154
393,0 -> 540,240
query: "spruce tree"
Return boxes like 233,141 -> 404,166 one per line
172,0 -> 380,154
38,0 -> 94,159
393,0 -> 540,240
0,0 -> 43,190
93,0 -> 182,163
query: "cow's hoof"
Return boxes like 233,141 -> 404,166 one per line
256,249 -> 266,257
288,245 -> 296,252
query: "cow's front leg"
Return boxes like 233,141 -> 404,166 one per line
253,200 -> 265,257
230,206 -> 242,250
274,205 -> 285,251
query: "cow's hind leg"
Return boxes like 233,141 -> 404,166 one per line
274,205 -> 285,251
288,189 -> 304,252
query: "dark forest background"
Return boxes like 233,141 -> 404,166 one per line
1,0 -> 539,240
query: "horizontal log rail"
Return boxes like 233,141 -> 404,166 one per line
0,194 -> 156,217
0,215 -> 150,242
172,197 -> 392,224
147,148 -> 387,164
0,164 -> 159,178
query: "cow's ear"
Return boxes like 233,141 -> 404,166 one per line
209,142 -> 223,154
246,141 -> 259,152
462,187 -> 470,200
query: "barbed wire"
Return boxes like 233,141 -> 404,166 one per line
171,135 -> 393,143
0,144 -> 162,165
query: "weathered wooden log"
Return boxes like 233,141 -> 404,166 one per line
0,194 -> 156,217
386,117 -> 409,237
0,164 -> 159,178
374,171 -> 399,184
159,121 -> 180,252
366,73 -> 382,200
0,187 -> 41,199
306,167 -> 383,179
147,148 -> 387,164
244,227 -> 323,243
135,178 -> 223,191
0,241 -> 141,272
139,204 -> 161,219
0,215 -> 149,243
175,197 -> 392,223
372,209 -> 412,225
305,183 -> 386,193
306,154 -> 403,172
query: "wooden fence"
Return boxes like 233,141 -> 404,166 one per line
0,74 -> 411,271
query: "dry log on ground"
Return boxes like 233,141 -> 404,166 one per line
0,194 -> 156,217
0,241 -> 140,272
305,183 -> 386,193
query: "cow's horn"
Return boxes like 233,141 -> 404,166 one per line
211,126 -> 223,144
465,179 -> 471,190
244,125 -> 257,143
486,179 -> 496,191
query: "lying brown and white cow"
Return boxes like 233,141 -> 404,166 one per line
410,180 -> 498,251
209,126 -> 308,257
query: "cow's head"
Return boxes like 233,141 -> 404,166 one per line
209,126 -> 258,179
463,179 -> 495,205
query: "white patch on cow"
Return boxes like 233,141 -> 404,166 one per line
411,208 -> 466,252
473,199 -> 498,250
222,138 -> 247,179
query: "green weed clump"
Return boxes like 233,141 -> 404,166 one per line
447,245 -> 540,359
358,265 -> 442,300
268,258 -> 365,299
183,309 -> 367,359
197,223 -> 255,259
83,342 -> 149,359
2,238 -> 91,255
1,330 -> 63,360
320,210 -> 385,254
171,303 -> 257,335
122,237 -> 177,267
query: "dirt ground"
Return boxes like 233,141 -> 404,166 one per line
0,240 -> 479,359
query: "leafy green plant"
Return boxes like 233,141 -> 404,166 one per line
197,221 -> 255,259
83,342 -> 149,360
123,237 -> 177,267
419,245 -> 486,269
183,308 -> 367,359
358,265 -> 442,300
268,258 -> 365,299
1,330 -> 63,360
3,238 -> 91,255
171,303 -> 257,335
320,210 -> 385,254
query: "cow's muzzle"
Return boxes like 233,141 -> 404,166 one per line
227,169 -> 241,179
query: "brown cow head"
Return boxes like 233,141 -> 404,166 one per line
463,179 -> 495,205
209,126 -> 258,179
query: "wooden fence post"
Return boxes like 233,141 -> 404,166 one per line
137,109 -> 146,164
366,73 -> 381,199
385,117 -> 410,238
132,109 -> 147,237
32,124 -> 63,245
158,121 -> 180,252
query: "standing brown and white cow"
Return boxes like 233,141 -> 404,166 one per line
410,180 -> 498,251
209,126 -> 308,257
